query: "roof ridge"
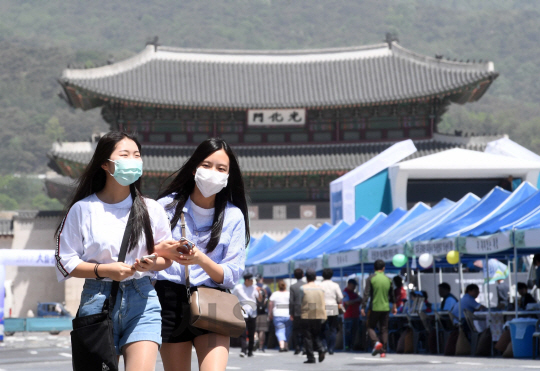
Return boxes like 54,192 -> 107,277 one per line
157,43 -> 390,56
391,42 -> 495,72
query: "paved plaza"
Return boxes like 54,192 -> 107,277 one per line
1,332 -> 540,371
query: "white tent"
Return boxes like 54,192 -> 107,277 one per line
388,148 -> 540,210
329,139 -> 416,224
485,137 -> 540,163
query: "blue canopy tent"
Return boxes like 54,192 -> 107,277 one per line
255,223 -> 333,265
283,220 -> 354,261
246,228 -> 301,266
246,234 -> 277,260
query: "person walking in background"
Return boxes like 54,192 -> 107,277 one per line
268,280 -> 292,352
438,283 -> 458,311
342,279 -> 361,351
233,273 -> 262,357
318,268 -> 343,355
255,274 -> 271,352
289,268 -> 305,355
361,260 -> 396,358
300,269 -> 327,364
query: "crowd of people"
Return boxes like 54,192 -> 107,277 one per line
233,258 -> 540,362
232,268 -> 362,363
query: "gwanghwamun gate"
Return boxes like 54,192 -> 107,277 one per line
3,36 -> 540,316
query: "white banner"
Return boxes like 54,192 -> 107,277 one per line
263,262 -> 290,277
408,239 -> 455,257
364,245 -> 405,263
326,250 -> 361,268
0,250 -> 55,266
515,228 -> 540,248
294,258 -> 323,272
247,109 -> 305,126
457,232 -> 513,255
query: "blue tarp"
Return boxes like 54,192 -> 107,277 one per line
364,203 -> 431,248
465,190 -> 540,236
286,220 -> 353,261
328,209 -> 407,253
246,228 -> 301,265
259,223 -> 334,264
246,234 -> 277,260
414,187 -> 511,241
446,182 -> 537,237
247,182 -> 540,274
250,225 -> 323,265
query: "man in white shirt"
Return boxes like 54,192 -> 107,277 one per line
318,268 -> 343,355
233,273 -> 262,357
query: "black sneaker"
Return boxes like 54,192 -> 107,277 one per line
247,352 -> 254,357
318,351 -> 326,363
304,359 -> 316,364
294,349 -> 301,355
239,352 -> 246,358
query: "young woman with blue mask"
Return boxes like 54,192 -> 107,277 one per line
55,131 -> 173,371
154,138 -> 250,371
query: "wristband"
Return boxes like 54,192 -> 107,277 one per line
94,263 -> 104,280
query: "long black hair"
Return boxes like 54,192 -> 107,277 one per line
157,137 -> 250,253
55,131 -> 154,254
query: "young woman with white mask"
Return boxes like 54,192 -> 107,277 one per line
154,138 -> 250,371
55,131 -> 173,371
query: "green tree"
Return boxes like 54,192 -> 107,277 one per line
0,194 -> 18,210
31,194 -> 63,210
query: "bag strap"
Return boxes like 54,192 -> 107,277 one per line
180,212 -> 193,304
105,208 -> 134,313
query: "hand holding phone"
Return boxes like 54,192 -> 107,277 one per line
132,253 -> 157,270
140,253 -> 157,262
180,237 -> 195,250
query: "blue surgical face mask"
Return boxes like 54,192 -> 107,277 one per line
107,158 -> 143,186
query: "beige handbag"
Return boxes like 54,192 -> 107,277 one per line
180,213 -> 246,338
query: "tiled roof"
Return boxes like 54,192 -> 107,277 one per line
15,211 -> 64,220
49,134 -> 504,176
0,219 -> 13,236
60,42 -> 497,110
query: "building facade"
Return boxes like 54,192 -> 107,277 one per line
50,39 -> 497,223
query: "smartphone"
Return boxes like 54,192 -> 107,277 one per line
180,237 -> 195,250
140,254 -> 157,262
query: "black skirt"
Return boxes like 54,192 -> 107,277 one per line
155,280 -> 214,343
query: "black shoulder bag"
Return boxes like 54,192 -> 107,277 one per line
70,215 -> 133,371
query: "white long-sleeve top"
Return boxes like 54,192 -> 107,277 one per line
156,195 -> 246,290
55,193 -> 171,282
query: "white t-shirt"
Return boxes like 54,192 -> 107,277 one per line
55,193 -> 171,282
269,291 -> 290,318
232,284 -> 259,318
318,280 -> 344,316
190,198 -> 215,230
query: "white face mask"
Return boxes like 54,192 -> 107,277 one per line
194,167 -> 229,198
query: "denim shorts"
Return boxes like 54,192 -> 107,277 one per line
78,277 -> 162,355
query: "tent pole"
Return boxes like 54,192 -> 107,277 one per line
360,259 -> 365,294
406,260 -> 411,305
485,255 -> 492,328
514,229 -> 518,319
458,249 -> 463,324
340,267 -> 344,290
507,255 -> 512,304
433,259 -> 439,353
